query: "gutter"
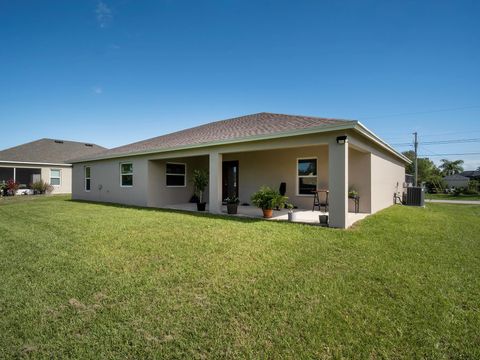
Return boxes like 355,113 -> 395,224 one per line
71,121 -> 410,164
353,122 -> 412,164
0,160 -> 72,166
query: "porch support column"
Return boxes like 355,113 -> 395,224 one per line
209,152 -> 223,214
328,136 -> 349,228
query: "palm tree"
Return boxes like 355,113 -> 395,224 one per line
439,159 -> 464,176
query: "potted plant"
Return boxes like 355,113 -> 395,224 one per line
319,214 -> 329,226
251,186 -> 288,218
225,196 -> 239,214
348,188 -> 359,199
286,203 -> 296,221
192,169 -> 208,211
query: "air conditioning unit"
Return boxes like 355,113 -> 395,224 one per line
406,187 -> 425,207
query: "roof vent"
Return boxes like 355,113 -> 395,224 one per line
54,140 -> 64,144
85,143 -> 93,147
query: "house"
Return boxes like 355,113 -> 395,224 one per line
0,138 -> 106,194
443,174 -> 470,189
459,170 -> 480,180
71,112 -> 410,228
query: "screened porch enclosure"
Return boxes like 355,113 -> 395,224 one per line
0,167 -> 41,188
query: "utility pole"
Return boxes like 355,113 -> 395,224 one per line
413,132 -> 418,186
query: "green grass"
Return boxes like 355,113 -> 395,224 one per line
426,193 -> 480,201
1,196 -> 479,359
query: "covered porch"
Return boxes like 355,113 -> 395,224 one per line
146,132 -> 374,228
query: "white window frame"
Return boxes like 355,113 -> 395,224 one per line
296,157 -> 318,196
120,162 -> 133,187
50,168 -> 61,187
166,162 -> 187,188
84,166 -> 91,192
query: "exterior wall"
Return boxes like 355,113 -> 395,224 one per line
0,162 -> 71,194
72,157 -> 149,206
223,145 -> 328,209
41,166 -> 72,194
347,132 -> 405,214
147,156 -> 209,207
348,148 -> 371,213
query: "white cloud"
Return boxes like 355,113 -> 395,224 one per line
92,86 -> 103,95
96,2 -> 113,28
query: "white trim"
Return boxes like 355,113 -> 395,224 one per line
166,162 -> 187,187
50,168 -> 61,187
0,160 -> 71,166
296,157 -> 318,196
353,122 -> 411,163
120,162 -> 133,187
84,166 -> 91,192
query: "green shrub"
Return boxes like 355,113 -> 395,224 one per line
251,186 -> 288,210
30,180 -> 53,194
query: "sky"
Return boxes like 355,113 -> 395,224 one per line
1,0 -> 479,169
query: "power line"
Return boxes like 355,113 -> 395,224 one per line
391,137 -> 480,146
422,138 -> 480,145
361,105 -> 480,120
418,152 -> 480,157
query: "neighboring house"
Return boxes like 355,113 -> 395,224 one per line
443,171 -> 479,189
459,170 -> 480,180
0,139 -> 106,194
443,174 -> 470,189
71,113 -> 410,228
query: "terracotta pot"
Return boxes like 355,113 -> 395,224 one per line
262,209 -> 273,218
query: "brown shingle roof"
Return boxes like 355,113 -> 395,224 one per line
81,112 -> 354,161
0,138 -> 107,164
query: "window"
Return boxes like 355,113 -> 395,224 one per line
166,163 -> 186,187
85,166 -> 91,191
50,169 -> 61,186
297,158 -> 317,195
120,163 -> 133,187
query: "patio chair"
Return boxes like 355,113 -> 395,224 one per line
312,190 -> 329,212
277,182 -> 287,210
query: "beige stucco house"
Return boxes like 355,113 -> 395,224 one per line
0,138 -> 106,194
71,113 -> 410,228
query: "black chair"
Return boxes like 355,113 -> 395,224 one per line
312,190 -> 329,212
277,182 -> 287,210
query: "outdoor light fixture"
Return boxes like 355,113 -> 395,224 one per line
336,135 -> 348,144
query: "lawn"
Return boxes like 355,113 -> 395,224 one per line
426,193 -> 480,201
1,196 -> 479,359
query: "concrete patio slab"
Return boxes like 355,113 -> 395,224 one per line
162,203 -> 369,227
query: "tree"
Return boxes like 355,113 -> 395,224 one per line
402,151 -> 444,192
439,159 -> 464,176
402,151 -> 441,182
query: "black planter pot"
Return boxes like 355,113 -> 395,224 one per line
197,202 -> 206,211
227,203 -> 238,214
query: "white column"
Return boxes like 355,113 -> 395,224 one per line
13,168 -> 16,182
328,137 -> 348,228
209,152 -> 223,214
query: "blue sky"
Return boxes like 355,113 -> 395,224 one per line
1,0 -> 479,168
